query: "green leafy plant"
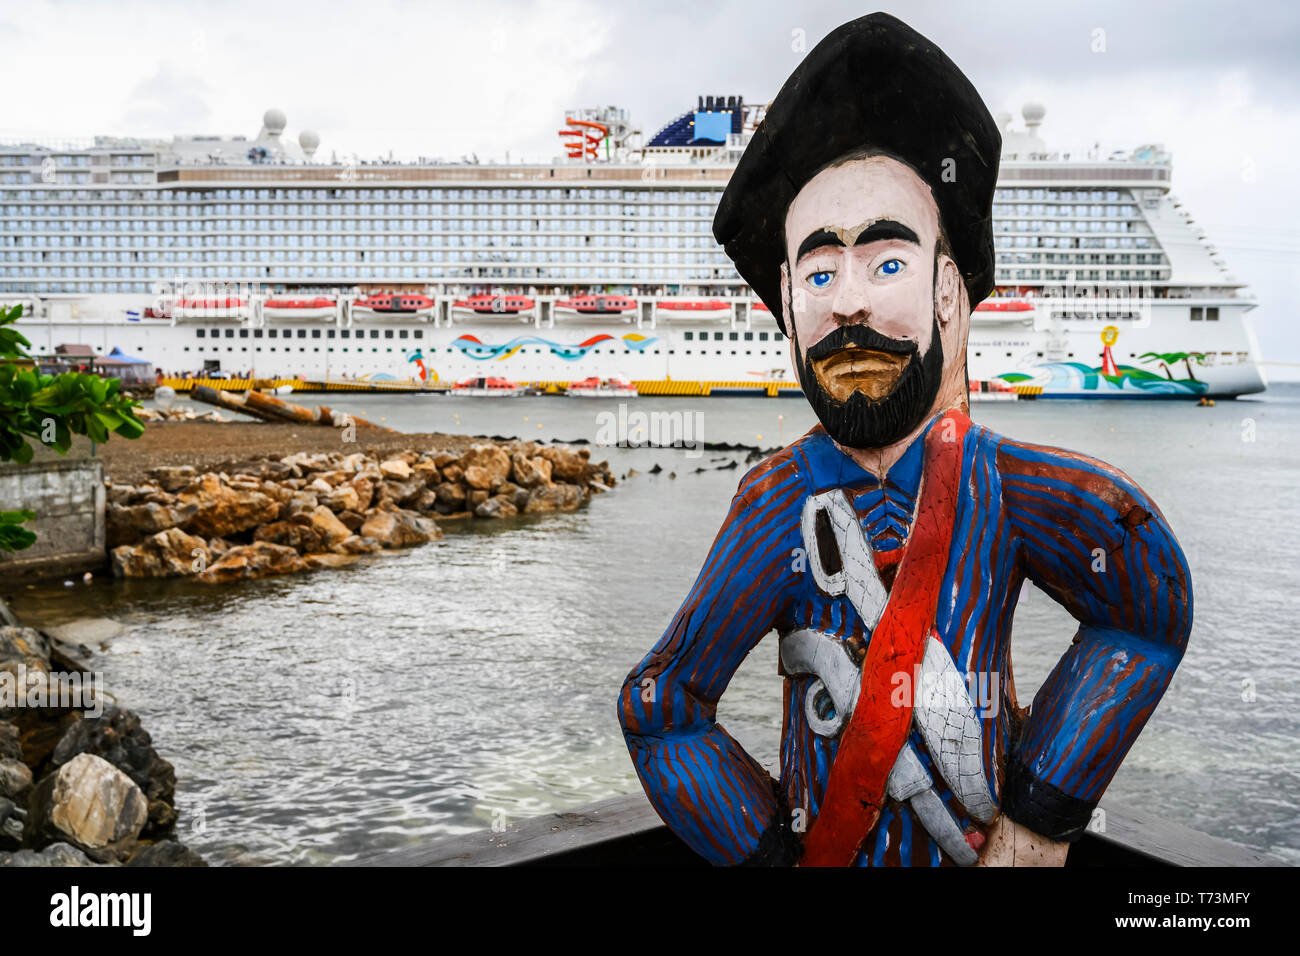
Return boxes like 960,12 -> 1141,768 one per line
0,303 -> 145,551
0,508 -> 37,551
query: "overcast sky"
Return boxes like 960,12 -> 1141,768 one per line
3,0 -> 1298,376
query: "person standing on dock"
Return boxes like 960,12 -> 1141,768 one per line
618,13 -> 1193,867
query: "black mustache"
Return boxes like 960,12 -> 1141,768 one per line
803,324 -> 919,363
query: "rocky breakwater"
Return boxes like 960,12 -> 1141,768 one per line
106,441 -> 615,582
0,625 -> 203,866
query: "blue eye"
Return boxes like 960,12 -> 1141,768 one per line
877,259 -> 904,277
809,271 -> 833,288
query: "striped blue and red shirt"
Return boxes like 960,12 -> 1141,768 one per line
618,412 -> 1192,865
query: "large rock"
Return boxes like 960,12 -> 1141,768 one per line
413,461 -> 441,485
126,840 -> 208,867
0,795 -> 20,851
460,444 -> 511,486
197,542 -> 305,584
0,758 -> 32,800
333,535 -> 381,555
321,484 -> 361,513
409,487 -> 439,513
280,452 -> 335,474
462,465 -> 493,491
339,452 -> 369,473
0,626 -> 49,676
1,627 -> 50,719
282,490 -> 320,518
24,753 -> 148,860
51,708 -> 177,837
433,481 -> 466,511
336,510 -> 365,531
359,507 -> 441,549
510,452 -> 553,489
253,520 -> 329,554
349,476 -> 376,512
379,458 -> 413,480
537,445 -> 592,483
303,506 -> 352,549
111,528 -> 211,578
0,721 -> 20,762
475,496 -> 518,520
106,500 -> 199,547
376,478 -> 424,507
524,483 -> 583,513
179,474 -> 280,538
0,842 -> 97,867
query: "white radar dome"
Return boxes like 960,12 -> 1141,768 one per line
263,108 -> 287,133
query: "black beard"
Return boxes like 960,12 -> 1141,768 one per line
795,319 -> 945,449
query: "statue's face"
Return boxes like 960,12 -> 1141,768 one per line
781,154 -> 954,449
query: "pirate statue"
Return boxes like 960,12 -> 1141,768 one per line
618,13 -> 1192,866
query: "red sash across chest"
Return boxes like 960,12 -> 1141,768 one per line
798,409 -> 972,867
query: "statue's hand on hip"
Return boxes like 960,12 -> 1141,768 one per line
975,814 -> 1069,867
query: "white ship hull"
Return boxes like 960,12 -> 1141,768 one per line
14,294 -> 1266,399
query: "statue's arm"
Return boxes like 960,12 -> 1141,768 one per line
996,439 -> 1193,843
617,455 -> 804,865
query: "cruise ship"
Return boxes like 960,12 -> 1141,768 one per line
0,99 -> 1266,398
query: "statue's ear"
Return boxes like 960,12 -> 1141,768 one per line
779,262 -> 798,362
779,261 -> 791,332
936,254 -> 962,328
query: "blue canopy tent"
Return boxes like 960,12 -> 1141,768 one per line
94,347 -> 155,384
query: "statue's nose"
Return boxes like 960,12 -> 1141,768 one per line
827,258 -> 879,326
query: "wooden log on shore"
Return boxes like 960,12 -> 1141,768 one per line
190,385 -> 396,432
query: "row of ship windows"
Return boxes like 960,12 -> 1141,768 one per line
0,188 -> 728,204
3,251 -> 732,266
2,220 -> 716,236
190,328 -> 786,343
998,235 -> 1153,249
0,173 -> 151,185
177,346 -> 783,356
2,204 -> 718,219
4,234 -> 718,248
2,247 -> 1165,264
996,189 -> 1125,202
0,269 -> 742,291
0,155 -> 150,166
994,204 -> 1138,218
1003,270 -> 1163,281
1001,251 -> 1162,262
2,264 -> 738,280
997,221 -> 1145,234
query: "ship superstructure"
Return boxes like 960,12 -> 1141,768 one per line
0,101 -> 1265,397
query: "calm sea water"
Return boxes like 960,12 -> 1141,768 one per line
8,385 -> 1299,865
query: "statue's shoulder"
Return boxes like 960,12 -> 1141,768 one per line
981,426 -> 1162,523
732,427 -> 826,506
985,427 -> 1132,486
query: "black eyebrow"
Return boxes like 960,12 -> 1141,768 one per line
795,220 -> 921,262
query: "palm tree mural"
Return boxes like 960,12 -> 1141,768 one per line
1139,351 -> 1206,382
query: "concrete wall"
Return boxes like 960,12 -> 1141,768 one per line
0,445 -> 105,578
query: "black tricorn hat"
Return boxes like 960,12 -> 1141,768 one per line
712,12 -> 1001,334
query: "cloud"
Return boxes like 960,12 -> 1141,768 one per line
120,64 -> 213,132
